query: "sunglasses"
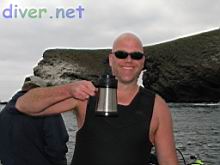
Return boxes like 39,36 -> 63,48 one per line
113,50 -> 144,60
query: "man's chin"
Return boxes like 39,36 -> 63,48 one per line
119,78 -> 137,85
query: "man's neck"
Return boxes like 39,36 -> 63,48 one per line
117,80 -> 139,92
117,82 -> 140,105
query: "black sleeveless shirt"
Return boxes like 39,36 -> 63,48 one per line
71,87 -> 155,165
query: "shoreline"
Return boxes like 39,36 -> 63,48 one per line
0,102 -> 8,105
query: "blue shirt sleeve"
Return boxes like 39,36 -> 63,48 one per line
3,91 -> 26,114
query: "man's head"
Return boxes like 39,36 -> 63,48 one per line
109,32 -> 145,85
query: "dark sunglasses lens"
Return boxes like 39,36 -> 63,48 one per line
114,51 -> 128,59
114,51 -> 144,60
130,52 -> 144,60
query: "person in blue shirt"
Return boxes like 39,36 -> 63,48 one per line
0,76 -> 69,165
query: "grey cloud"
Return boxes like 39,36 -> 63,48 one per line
0,0 -> 220,100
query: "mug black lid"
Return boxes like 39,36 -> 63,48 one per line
98,74 -> 117,88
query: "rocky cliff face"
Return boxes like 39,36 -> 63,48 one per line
143,29 -> 220,102
34,29 -> 220,102
34,49 -> 110,85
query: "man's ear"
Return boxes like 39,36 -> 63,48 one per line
109,54 -> 113,67
141,56 -> 145,70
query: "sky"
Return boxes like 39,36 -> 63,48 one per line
0,0 -> 219,101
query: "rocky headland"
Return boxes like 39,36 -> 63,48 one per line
33,29 -> 220,102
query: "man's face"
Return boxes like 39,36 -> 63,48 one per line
109,38 -> 145,85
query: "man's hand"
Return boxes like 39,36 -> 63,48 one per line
68,80 -> 96,100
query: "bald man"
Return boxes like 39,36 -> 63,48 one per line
16,33 -> 178,165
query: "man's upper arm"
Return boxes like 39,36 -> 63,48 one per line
153,95 -> 178,165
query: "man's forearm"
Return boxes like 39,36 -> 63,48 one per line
16,84 -> 72,114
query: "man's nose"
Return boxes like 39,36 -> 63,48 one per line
124,55 -> 132,62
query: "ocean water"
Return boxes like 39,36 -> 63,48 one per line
1,103 -> 220,165
170,103 -> 220,165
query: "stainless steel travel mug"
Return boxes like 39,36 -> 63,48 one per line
95,74 -> 118,117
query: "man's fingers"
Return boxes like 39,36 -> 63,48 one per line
82,81 -> 96,96
69,80 -> 96,100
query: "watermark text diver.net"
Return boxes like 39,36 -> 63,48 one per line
1,4 -> 85,19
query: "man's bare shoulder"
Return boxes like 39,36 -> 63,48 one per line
150,95 -> 172,139
154,94 -> 171,116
